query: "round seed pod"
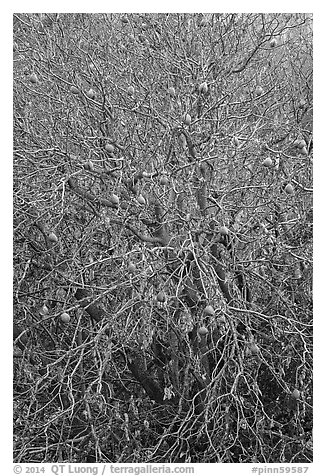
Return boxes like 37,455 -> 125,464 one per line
157,291 -> 166,303
263,157 -> 273,167
198,326 -> 209,336
284,183 -> 294,195
199,81 -> 208,94
60,312 -> 70,323
203,305 -> 215,317
48,232 -> 58,243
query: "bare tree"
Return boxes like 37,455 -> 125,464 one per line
13,13 -> 312,463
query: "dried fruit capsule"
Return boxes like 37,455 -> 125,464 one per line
110,194 -> 119,205
184,114 -> 191,126
255,85 -> 263,96
292,388 -> 300,399
297,139 -> 306,149
128,262 -> 136,273
263,157 -> 273,167
157,291 -> 166,303
249,343 -> 259,355
60,312 -> 70,323
219,225 -> 229,236
105,143 -> 114,153
285,183 -> 294,195
87,88 -> 96,99
85,160 -> 94,171
160,175 -> 169,186
48,232 -> 58,243
198,326 -> 209,336
30,72 -> 38,84
40,304 -> 49,315
203,305 -> 215,317
137,194 -> 146,205
199,81 -> 208,94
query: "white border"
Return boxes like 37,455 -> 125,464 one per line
4,3 -> 324,475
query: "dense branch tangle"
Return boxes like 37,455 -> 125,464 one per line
13,13 -> 312,463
